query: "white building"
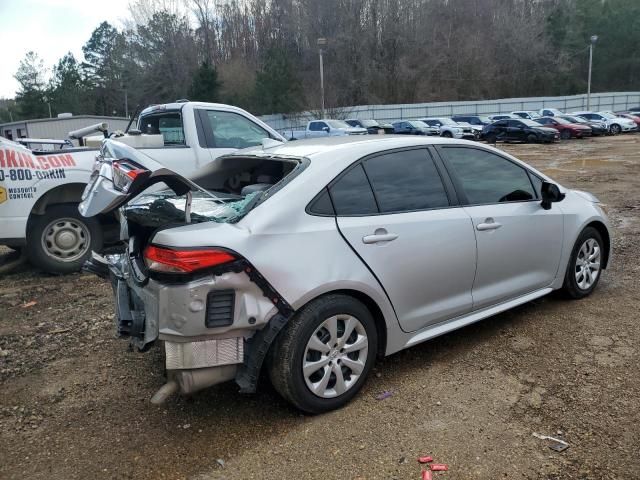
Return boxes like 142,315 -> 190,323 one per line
0,114 -> 130,143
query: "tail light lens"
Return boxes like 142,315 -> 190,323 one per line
143,245 -> 236,274
112,159 -> 148,192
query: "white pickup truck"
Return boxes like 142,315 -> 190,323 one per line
0,101 -> 284,273
286,119 -> 368,140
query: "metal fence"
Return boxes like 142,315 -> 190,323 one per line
259,91 -> 640,135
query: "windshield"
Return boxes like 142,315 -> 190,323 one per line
408,120 -> 427,128
360,120 -> 379,127
553,117 -> 572,125
520,119 -> 543,127
600,112 -> 616,119
477,116 -> 491,123
438,118 -> 457,125
562,116 -> 584,123
326,120 -> 351,128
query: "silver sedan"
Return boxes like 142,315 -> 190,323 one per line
80,136 -> 611,413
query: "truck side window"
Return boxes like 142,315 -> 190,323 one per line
139,112 -> 185,145
309,122 -> 327,131
205,110 -> 271,149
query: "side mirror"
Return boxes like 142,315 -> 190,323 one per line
322,126 -> 330,132
541,181 -> 565,210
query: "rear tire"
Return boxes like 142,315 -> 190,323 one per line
441,131 -> 453,138
26,204 -> 103,274
268,294 -> 377,414
610,124 -> 621,135
561,227 -> 604,299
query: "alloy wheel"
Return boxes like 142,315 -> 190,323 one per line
575,238 -> 601,290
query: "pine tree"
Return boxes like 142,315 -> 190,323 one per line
188,61 -> 222,102
14,51 -> 48,119
253,48 -> 302,115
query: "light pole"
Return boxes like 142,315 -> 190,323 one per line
317,37 -> 327,119
587,35 -> 598,110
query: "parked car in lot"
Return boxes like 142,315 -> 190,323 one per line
489,114 -> 516,121
558,115 -> 608,136
614,113 -> 640,129
450,115 -> 491,136
392,120 -> 438,136
482,119 -> 559,143
511,111 -> 540,120
345,119 -> 394,134
539,108 -> 564,117
288,120 -> 368,140
571,111 -> 637,134
0,101 -> 284,274
80,135 -> 611,413
419,117 -> 475,139
536,116 -> 592,139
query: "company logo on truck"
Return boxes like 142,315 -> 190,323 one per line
0,148 -> 75,182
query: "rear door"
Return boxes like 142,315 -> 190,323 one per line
333,147 -> 477,332
506,120 -> 527,141
438,146 -> 564,309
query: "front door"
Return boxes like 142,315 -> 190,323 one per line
438,146 -> 564,309
331,148 -> 477,332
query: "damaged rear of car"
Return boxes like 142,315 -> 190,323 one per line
80,139 -> 308,404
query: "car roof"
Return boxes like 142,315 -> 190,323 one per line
236,135 -> 474,160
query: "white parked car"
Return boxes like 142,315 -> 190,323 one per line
287,120 -> 368,140
571,111 -> 637,134
418,118 -> 475,139
511,111 -> 540,120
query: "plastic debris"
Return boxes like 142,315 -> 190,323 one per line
421,469 -> 433,480
418,456 -> 434,464
22,301 -> 37,308
375,391 -> 393,400
216,458 -> 225,468
430,464 -> 449,471
532,432 -> 569,452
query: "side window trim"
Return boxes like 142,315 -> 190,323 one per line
436,145 -> 541,206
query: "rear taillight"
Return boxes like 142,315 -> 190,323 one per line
143,245 -> 236,273
112,159 -> 148,192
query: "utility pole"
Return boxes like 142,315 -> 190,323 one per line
124,87 -> 129,118
587,35 -> 598,110
317,38 -> 327,119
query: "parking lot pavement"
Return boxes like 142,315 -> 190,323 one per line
1,135 -> 639,480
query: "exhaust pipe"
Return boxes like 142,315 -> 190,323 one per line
150,365 -> 238,405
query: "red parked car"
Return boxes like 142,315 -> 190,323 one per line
537,116 -> 592,139
615,112 -> 640,129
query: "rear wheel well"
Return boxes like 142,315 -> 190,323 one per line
316,289 -> 388,358
585,221 -> 610,268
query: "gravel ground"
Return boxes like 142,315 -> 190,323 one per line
1,135 -> 639,480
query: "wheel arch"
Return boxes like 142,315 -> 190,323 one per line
30,183 -> 86,216
585,220 -> 611,269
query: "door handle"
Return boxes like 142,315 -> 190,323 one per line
362,229 -> 399,244
476,219 -> 502,231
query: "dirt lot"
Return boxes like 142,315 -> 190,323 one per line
1,135 -> 639,480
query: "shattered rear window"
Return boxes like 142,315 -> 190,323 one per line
124,190 -> 261,228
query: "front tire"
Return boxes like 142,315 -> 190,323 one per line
561,227 -> 604,299
526,134 -> 538,143
268,294 -> 377,414
441,131 -> 453,138
610,124 -> 622,135
26,204 -> 103,274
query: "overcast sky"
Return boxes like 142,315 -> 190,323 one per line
0,0 -> 130,98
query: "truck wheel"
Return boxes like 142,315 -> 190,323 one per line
27,204 -> 103,274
